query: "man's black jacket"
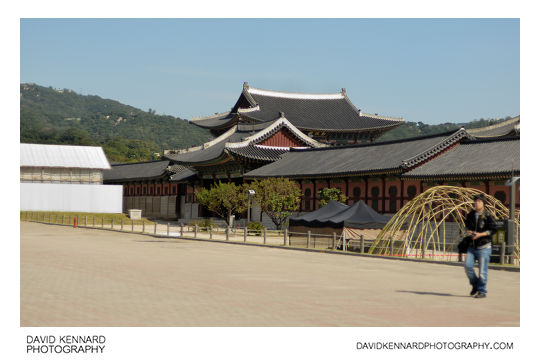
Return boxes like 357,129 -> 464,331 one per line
464,209 -> 497,248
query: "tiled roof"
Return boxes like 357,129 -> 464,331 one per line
466,116 -> 520,138
190,112 -> 235,129
244,129 -> 470,179
165,116 -> 326,165
246,87 -> 403,131
169,165 -> 197,182
163,127 -> 245,165
226,145 -> 289,162
103,161 -> 197,182
103,160 -> 171,182
402,137 -> 520,180
189,83 -> 404,132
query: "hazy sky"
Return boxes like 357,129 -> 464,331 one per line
20,18 -> 519,124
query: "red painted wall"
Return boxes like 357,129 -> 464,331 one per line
259,128 -> 305,147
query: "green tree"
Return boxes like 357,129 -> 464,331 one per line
195,182 -> 248,227
57,128 -> 94,145
318,187 -> 347,208
251,178 -> 301,229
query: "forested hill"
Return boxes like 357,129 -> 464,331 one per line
20,83 -> 213,163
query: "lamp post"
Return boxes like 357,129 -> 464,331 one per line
505,176 -> 519,262
247,189 -> 255,225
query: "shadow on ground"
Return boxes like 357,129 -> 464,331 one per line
396,290 -> 470,298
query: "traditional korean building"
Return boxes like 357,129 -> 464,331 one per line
165,115 -> 327,180
189,82 -> 404,144
401,136 -> 520,206
160,83 -> 405,219
245,127 -> 520,213
103,160 -> 197,219
244,128 -> 474,212
104,82 -> 519,222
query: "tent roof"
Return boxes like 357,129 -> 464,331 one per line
290,200 -> 389,229
290,200 -> 349,224
341,201 -> 391,229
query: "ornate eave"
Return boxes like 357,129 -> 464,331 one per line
225,115 -> 327,150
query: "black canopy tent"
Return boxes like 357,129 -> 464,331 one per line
290,200 -> 390,229
289,200 -> 393,250
289,200 -> 349,227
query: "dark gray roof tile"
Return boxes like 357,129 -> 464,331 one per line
226,145 -> 289,162
190,84 -> 404,133
190,112 -> 235,129
466,116 -> 520,138
245,130 -> 467,178
103,160 -> 171,182
245,90 -> 402,131
169,165 -> 197,182
402,138 -> 520,179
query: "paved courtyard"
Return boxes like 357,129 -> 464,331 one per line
21,222 -> 519,326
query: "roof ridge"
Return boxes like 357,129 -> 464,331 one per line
21,142 -> 103,149
111,159 -> 170,167
242,82 -> 258,107
246,85 -> 344,100
359,111 -> 404,122
460,135 -> 521,144
401,128 -> 472,168
466,115 -> 520,133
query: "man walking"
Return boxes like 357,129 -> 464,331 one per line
464,194 -> 496,299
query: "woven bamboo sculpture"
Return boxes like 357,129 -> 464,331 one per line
369,186 -> 520,264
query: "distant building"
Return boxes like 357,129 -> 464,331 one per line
103,160 -> 196,220
20,143 -> 122,213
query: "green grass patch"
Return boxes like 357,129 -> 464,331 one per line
20,211 -> 155,226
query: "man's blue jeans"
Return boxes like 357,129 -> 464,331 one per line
464,246 -> 492,294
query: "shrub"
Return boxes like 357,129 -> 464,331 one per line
247,221 -> 265,235
187,218 -> 215,231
